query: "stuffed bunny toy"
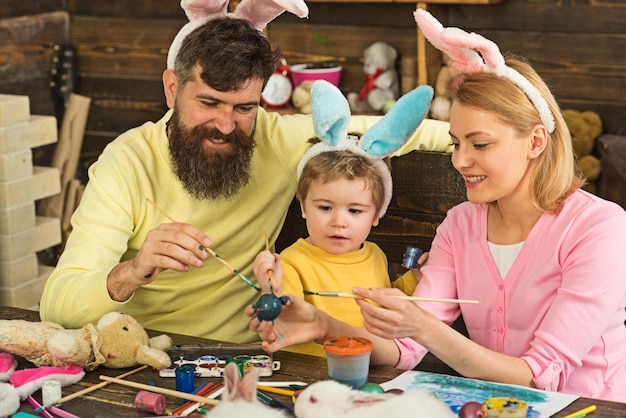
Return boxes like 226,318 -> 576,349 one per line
0,311 -> 172,371
204,362 -> 289,417
167,0 -> 309,69
294,379 -> 455,418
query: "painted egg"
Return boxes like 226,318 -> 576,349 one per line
359,383 -> 385,393
252,293 -> 283,321
459,401 -> 487,418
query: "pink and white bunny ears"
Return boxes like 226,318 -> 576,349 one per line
167,0 -> 309,70
414,9 -> 555,133
297,80 -> 433,219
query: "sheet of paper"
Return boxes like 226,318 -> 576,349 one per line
380,371 -> 578,417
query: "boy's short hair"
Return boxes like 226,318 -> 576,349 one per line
296,148 -> 388,217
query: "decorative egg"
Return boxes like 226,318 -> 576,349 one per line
359,383 -> 385,393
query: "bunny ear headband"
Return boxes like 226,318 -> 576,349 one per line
167,0 -> 309,70
414,9 -> 555,133
297,80 -> 433,219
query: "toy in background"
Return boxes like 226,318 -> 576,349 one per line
429,53 -> 461,121
0,311 -> 172,371
563,109 -> 603,193
347,41 -> 400,114
0,352 -> 84,416
292,80 -> 315,113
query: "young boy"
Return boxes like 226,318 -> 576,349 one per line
253,80 -> 431,356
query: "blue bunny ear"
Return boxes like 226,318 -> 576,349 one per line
360,85 -> 434,157
311,80 -> 351,146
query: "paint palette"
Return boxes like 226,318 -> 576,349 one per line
159,345 -> 280,378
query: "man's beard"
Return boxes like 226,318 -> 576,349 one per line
167,110 -> 256,200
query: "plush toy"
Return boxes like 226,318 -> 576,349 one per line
347,41 -> 400,114
292,80 -> 314,113
0,311 -> 172,372
167,0 -> 309,70
429,53 -> 460,121
563,109 -> 603,192
0,352 -> 85,416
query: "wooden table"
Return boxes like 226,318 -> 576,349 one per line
3,306 -> 625,417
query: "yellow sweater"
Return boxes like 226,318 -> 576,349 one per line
281,239 -> 418,356
40,108 -> 449,343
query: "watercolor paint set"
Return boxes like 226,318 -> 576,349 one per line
159,344 -> 280,378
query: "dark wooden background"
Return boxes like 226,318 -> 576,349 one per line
1,0 -> 625,262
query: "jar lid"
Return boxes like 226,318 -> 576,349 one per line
323,337 -> 372,355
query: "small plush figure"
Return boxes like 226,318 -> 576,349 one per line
563,109 -> 603,192
292,80 -> 315,113
429,53 -> 460,121
347,41 -> 400,114
0,311 -> 172,371
167,0 -> 309,70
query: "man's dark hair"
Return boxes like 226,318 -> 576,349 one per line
174,16 -> 280,91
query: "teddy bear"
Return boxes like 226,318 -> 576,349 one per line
563,109 -> 603,193
292,80 -> 314,113
347,41 -> 400,114
429,53 -> 460,121
0,311 -> 173,372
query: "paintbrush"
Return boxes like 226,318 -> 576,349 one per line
303,290 -> 478,304
146,198 -> 260,290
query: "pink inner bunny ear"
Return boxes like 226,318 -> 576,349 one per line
181,0 -> 229,21
234,0 -> 309,31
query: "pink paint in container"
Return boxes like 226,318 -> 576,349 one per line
290,62 -> 342,87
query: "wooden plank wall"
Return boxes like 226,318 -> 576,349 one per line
58,0 -> 625,184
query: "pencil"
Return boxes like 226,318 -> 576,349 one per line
562,405 -> 596,418
256,390 -> 295,414
303,290 -> 479,305
256,384 -> 296,397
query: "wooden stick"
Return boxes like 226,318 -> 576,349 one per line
304,291 -> 478,305
99,375 -> 220,406
54,365 -> 147,406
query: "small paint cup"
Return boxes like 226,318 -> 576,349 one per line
323,337 -> 372,389
401,246 -> 423,269
175,364 -> 195,393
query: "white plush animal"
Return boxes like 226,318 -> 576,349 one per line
205,362 -> 290,417
294,380 -> 455,418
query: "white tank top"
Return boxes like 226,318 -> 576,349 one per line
488,241 -> 524,279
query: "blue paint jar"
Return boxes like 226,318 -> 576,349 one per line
401,246 -> 423,269
175,365 -> 195,393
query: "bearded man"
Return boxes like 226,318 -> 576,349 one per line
40,17 -> 450,343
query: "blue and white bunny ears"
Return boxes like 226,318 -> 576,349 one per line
413,9 -> 555,133
296,80 -> 433,219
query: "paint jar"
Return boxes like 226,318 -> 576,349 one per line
175,364 -> 195,393
42,379 -> 62,406
401,245 -> 423,269
323,337 -> 372,389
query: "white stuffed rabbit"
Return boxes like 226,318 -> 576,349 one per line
205,362 -> 290,417
294,380 -> 455,418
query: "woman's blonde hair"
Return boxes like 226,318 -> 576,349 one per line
454,55 -> 584,212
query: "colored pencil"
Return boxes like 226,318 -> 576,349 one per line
303,290 -> 479,304
562,405 -> 596,418
256,385 -> 296,397
99,375 -> 219,406
27,396 -> 54,418
256,390 -> 295,414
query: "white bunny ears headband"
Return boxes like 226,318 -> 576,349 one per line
297,80 -> 434,219
167,0 -> 309,70
414,9 -> 555,133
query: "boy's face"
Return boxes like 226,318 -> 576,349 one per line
301,176 -> 380,255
